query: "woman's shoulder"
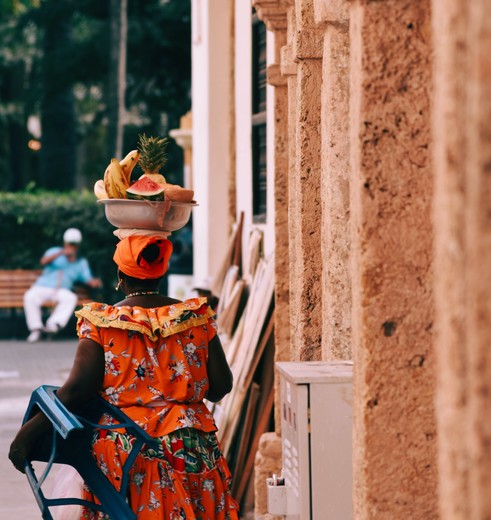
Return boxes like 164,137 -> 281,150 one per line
112,296 -> 181,308
79,297 -> 210,313
164,297 -> 215,316
156,296 -> 182,306
75,298 -> 215,341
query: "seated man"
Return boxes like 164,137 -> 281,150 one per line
24,228 -> 102,342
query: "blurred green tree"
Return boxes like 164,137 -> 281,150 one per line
0,0 -> 191,191
107,0 -> 127,161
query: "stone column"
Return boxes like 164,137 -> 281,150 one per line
287,0 -> 324,361
252,3 -> 289,517
432,0 -> 491,518
269,28 -> 290,429
314,0 -> 351,361
349,1 -> 437,518
253,0 -> 290,431
281,3 -> 299,361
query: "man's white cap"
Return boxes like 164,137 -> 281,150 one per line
63,228 -> 82,244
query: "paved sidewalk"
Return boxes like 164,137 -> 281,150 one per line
0,339 -> 78,519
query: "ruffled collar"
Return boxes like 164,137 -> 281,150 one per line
75,297 -> 215,341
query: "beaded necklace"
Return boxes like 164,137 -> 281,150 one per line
125,290 -> 160,298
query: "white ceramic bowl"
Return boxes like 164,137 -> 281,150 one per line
98,199 -> 197,231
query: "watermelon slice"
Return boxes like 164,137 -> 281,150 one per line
126,176 -> 165,201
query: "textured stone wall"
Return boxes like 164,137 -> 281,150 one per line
315,0 -> 352,361
247,1 -> 478,519
270,29 -> 290,434
349,1 -> 437,518
432,0 -> 491,518
288,0 -> 323,361
283,6 -> 301,361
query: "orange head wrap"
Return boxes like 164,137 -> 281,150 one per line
113,236 -> 173,279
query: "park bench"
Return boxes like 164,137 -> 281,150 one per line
0,269 -> 93,337
0,269 -> 92,309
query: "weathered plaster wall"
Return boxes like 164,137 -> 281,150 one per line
432,0 -> 491,518
431,4 -> 470,516
315,0 -> 352,361
349,1 -> 437,518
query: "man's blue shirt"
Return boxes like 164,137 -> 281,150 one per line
34,247 -> 93,290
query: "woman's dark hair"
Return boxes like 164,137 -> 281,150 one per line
118,242 -> 164,289
140,243 -> 161,264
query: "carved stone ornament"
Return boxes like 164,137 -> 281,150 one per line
252,0 -> 288,31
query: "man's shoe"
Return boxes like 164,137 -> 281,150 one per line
44,323 -> 60,334
27,330 -> 41,343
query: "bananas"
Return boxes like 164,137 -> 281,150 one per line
94,143 -> 193,203
93,179 -> 108,200
95,150 -> 142,199
103,158 -> 128,198
120,149 -> 140,181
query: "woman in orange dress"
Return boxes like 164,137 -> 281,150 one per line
9,235 -> 239,520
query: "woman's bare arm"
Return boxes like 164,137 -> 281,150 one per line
8,338 -> 104,472
206,335 -> 233,402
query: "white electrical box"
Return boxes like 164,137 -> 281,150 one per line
268,361 -> 353,519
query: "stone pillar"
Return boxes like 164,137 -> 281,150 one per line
432,0 -> 491,518
349,2 -> 437,518
253,0 -> 290,430
314,0 -> 351,361
281,3 -> 299,362
252,4 -> 289,518
287,0 -> 324,361
270,29 -> 291,430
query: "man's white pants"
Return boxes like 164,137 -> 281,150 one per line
23,286 -> 78,332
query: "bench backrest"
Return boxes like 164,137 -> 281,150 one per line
0,269 -> 92,308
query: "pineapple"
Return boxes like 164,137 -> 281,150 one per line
137,134 -> 169,184
137,133 -> 195,203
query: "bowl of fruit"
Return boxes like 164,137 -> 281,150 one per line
98,198 -> 197,231
95,135 -> 197,232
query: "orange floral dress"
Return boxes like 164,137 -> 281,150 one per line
75,297 -> 239,520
